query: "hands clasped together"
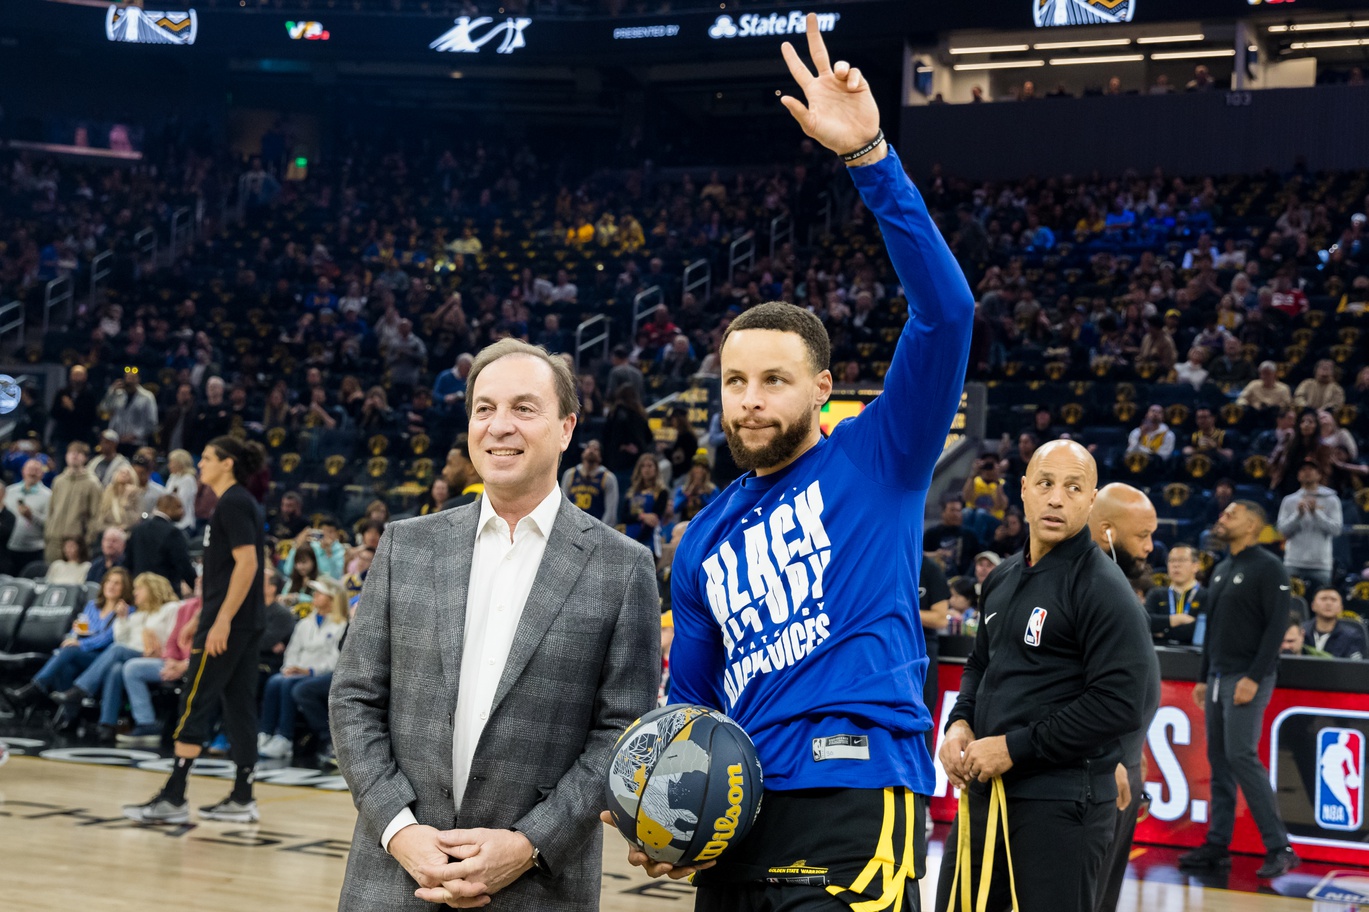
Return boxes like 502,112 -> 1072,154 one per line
939,721 -> 1015,789
391,825 -> 537,908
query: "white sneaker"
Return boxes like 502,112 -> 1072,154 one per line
259,734 -> 293,759
199,797 -> 261,823
257,732 -> 271,752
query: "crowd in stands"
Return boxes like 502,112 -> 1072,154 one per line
6,95 -> 1369,762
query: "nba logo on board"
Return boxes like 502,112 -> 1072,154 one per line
1024,607 -> 1047,647
1315,727 -> 1364,831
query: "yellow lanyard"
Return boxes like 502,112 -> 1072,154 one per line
947,777 -> 1020,912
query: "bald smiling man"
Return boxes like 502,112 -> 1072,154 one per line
1088,483 -> 1162,912
936,442 -> 1154,912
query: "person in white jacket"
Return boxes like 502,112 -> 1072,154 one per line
51,573 -> 181,740
1277,459 -> 1343,591
257,577 -> 348,759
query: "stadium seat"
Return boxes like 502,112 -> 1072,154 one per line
0,582 -> 82,680
0,577 -> 36,652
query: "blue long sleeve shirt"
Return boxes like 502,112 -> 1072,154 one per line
668,146 -> 974,793
71,601 -> 118,652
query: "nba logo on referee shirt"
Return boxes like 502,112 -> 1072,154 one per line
1315,728 -> 1364,831
1024,607 -> 1047,647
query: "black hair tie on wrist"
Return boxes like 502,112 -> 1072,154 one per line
840,129 -> 885,163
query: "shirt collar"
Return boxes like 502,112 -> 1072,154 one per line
477,485 -> 562,540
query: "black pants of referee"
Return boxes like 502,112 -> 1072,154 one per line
1094,764 -> 1144,912
934,788 -> 1114,912
172,625 -> 259,768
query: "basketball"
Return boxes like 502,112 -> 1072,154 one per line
604,704 -> 763,866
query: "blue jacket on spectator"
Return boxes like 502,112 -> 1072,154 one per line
71,601 -> 121,652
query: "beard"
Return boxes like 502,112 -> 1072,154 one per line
724,409 -> 814,473
1110,541 -> 1150,579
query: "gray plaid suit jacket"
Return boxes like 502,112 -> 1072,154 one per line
330,495 -> 661,911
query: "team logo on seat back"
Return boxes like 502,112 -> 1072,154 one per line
1024,607 -> 1047,647
1316,728 -> 1364,831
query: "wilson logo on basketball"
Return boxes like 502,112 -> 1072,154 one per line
695,764 -> 746,861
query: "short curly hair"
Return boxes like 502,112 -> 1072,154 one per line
720,301 -> 831,373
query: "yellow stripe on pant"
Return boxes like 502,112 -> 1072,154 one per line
172,648 -> 208,741
825,788 -> 919,912
945,777 -> 1020,912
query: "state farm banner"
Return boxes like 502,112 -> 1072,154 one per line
930,664 -> 1369,865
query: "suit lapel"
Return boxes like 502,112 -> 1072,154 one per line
489,498 -> 595,717
435,503 -> 480,706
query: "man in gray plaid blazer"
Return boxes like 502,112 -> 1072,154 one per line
331,339 -> 661,911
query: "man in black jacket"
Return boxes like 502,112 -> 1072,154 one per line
1179,500 -> 1300,878
126,495 -> 197,595
1088,483 -> 1162,912
936,440 -> 1153,912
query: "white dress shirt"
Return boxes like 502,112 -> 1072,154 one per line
381,486 -> 563,852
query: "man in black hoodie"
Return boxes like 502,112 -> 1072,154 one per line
935,440 -> 1153,912
1178,500 -> 1300,879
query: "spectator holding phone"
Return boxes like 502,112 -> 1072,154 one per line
282,517 -> 346,581
5,458 -> 51,575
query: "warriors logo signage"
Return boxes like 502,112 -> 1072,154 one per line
1033,0 -> 1135,27
106,6 -> 198,45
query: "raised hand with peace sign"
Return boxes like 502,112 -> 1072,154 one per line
779,13 -> 885,166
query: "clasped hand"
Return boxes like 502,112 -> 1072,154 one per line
938,722 -> 1014,789
392,824 -> 535,908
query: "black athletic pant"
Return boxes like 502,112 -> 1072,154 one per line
292,672 -> 333,743
1094,764 -> 1145,912
934,788 -> 1114,912
696,787 -> 926,912
173,625 -> 260,769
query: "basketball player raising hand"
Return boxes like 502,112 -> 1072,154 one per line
611,15 -> 974,911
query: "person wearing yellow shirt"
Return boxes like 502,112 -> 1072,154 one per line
962,455 -> 1008,520
565,216 -> 595,247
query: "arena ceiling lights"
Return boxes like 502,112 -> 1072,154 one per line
1267,21 -> 1369,34
951,59 -> 1046,71
1134,34 -> 1204,44
948,44 -> 1030,54
1149,48 -> 1237,59
1031,37 -> 1131,50
1047,53 -> 1144,65
1290,38 -> 1369,49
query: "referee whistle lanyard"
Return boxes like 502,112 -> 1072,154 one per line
947,777 -> 1020,912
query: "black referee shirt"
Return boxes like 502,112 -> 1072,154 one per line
948,527 -> 1153,802
1200,544 -> 1291,683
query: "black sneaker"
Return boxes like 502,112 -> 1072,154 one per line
1178,842 -> 1231,870
122,792 -> 190,824
1256,846 -> 1300,879
49,686 -> 87,705
3,682 -> 45,709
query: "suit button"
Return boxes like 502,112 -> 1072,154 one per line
441,787 -> 451,798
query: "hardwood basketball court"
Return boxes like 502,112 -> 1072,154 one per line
2,752 -> 1353,911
